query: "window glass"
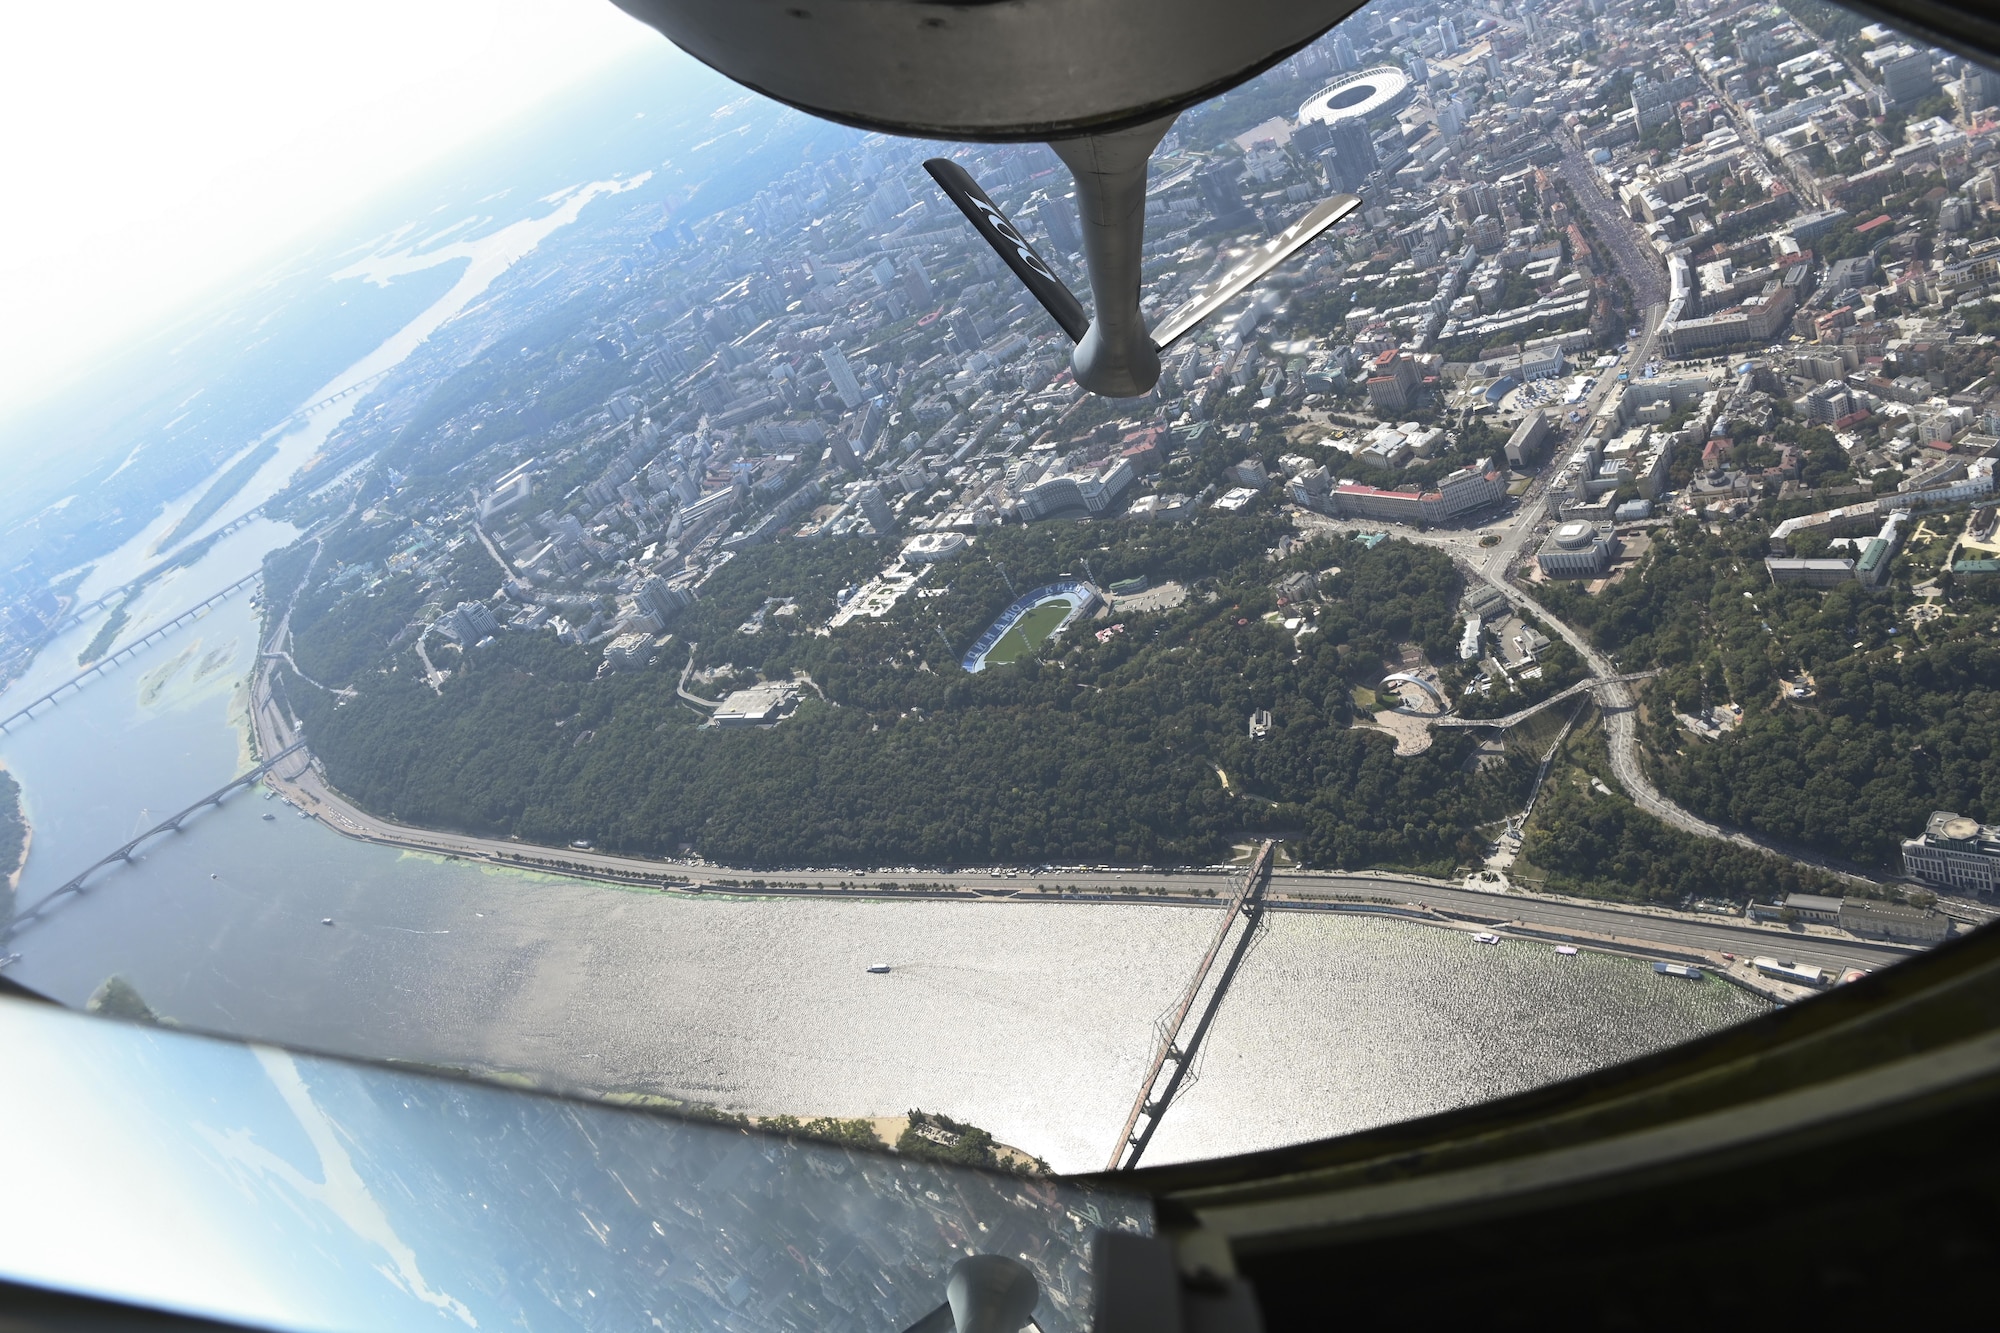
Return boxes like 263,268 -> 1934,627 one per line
0,0 -> 1983,1188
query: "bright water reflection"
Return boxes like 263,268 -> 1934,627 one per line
0,212 -> 1770,1173
53,172 -> 649,633
0,555 -> 1767,1174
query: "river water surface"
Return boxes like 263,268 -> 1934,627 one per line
1,554 -> 1769,1172
0,190 -> 1771,1176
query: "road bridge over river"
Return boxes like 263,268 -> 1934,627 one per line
48,511 -> 267,636
1,571 -> 262,734
2,741 -> 307,942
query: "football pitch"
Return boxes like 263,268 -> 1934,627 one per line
980,599 -> 1075,665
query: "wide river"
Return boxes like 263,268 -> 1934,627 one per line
0,204 -> 1771,1176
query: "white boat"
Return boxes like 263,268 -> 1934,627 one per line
1554,945 -> 1579,956
866,963 -> 892,974
1654,962 -> 1705,980
1472,932 -> 1501,946
320,918 -> 335,927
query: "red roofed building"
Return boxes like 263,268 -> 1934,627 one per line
1568,223 -> 1598,273
1816,306 -> 1856,343
1366,349 -> 1422,412
1319,466 -> 1506,524
1119,426 -> 1165,474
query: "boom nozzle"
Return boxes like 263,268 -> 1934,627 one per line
1048,115 -> 1177,397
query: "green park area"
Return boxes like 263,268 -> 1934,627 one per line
981,598 -> 1077,666
290,515 -> 1524,871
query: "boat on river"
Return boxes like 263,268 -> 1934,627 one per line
1654,962 -> 1705,980
866,963 -> 892,974
1472,932 -> 1501,946
1555,945 -> 1578,956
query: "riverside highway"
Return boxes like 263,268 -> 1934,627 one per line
240,653 -> 1917,984
239,446 -> 1916,992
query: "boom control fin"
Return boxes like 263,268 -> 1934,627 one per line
923,157 -> 1090,344
1150,193 -> 1361,350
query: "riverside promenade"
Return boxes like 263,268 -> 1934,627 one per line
245,646 -> 1916,1008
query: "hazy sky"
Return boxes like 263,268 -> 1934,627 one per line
0,1 -> 660,409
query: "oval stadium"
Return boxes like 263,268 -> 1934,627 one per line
1298,64 -> 1412,128
960,580 -> 1101,673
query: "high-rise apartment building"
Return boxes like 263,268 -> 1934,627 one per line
946,307 -> 982,354
1366,349 -> 1421,412
640,576 -> 694,624
1198,163 -> 1254,226
829,431 -> 861,473
1632,75 -> 1676,130
1323,119 -> 1378,194
1881,50 -> 1933,106
1966,64 -> 2000,113
451,601 -> 501,643
856,485 -> 896,534
821,345 -> 865,409
901,255 -> 934,308
1034,197 -> 1082,258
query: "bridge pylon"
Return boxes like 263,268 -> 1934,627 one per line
1107,841 -> 1275,1171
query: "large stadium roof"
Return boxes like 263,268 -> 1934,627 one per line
1298,65 -> 1413,127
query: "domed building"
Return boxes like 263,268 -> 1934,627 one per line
901,531 -> 970,564
1536,520 -> 1619,578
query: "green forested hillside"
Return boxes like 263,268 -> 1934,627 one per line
1658,634 -> 2000,866
1519,714 -> 1854,904
0,768 -> 26,884
294,525 -> 1523,869
1538,518 -> 2000,869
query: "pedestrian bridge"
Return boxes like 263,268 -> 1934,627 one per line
1432,670 -> 1661,729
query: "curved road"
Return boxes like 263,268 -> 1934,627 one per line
1453,556 -> 1888,886
1457,558 -> 1873,870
